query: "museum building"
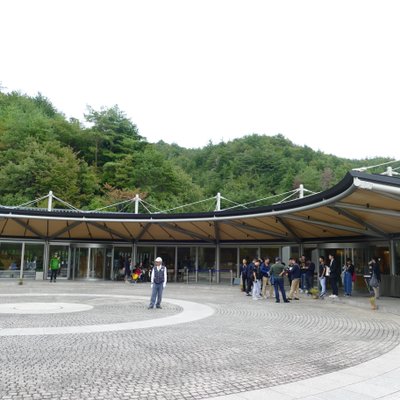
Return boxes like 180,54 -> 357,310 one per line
1,170 -> 400,297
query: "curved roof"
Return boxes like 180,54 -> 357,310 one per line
1,171 -> 400,243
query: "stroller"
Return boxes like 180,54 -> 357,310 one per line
131,268 -> 142,284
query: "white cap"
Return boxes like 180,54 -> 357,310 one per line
155,257 -> 163,262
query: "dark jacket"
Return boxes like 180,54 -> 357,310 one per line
290,263 -> 301,279
329,258 -> 339,278
240,263 -> 248,278
305,261 -> 315,277
260,262 -> 270,278
246,263 -> 255,280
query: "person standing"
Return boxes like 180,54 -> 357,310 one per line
239,258 -> 248,292
49,252 -> 60,283
318,256 -> 327,298
148,257 -> 167,309
287,257 -> 300,300
305,259 -> 315,293
343,258 -> 355,296
260,257 -> 273,299
328,253 -> 339,298
245,258 -> 256,296
368,256 -> 381,299
252,259 -> 262,300
270,257 -> 290,303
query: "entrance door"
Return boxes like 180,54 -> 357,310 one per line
72,246 -> 110,280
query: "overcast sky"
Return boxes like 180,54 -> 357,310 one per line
1,0 -> 399,160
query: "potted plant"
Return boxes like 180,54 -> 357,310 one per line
308,287 -> 319,299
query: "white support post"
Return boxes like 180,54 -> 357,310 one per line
48,191 -> 53,211
20,242 -> 26,280
134,194 -> 140,214
216,244 -> 220,283
215,192 -> 221,211
43,241 -> 50,280
299,184 -> 304,199
133,242 -> 137,268
195,247 -> 199,283
390,240 -> 396,276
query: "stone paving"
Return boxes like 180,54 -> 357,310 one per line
0,280 -> 399,400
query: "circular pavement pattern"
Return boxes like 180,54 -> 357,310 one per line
0,302 -> 93,314
0,283 -> 399,400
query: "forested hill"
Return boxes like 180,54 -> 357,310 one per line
153,136 -> 388,207
0,90 -> 390,212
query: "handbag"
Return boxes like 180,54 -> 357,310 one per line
369,273 -> 379,288
325,266 -> 330,277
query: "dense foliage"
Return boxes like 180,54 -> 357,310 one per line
0,90 -> 391,212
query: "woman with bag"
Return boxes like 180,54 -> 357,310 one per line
368,256 -> 381,299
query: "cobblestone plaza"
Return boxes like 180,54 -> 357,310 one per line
0,281 -> 400,400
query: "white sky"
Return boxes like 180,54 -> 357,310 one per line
1,0 -> 399,159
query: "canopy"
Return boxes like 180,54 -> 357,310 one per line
1,171 -> 399,244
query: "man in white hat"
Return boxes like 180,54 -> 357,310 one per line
148,257 -> 167,309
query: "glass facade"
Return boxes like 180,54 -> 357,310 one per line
136,246 -> 154,282
239,247 -> 258,262
157,247 -> 176,282
220,247 -> 237,284
0,239 -> 398,297
73,248 -> 89,279
0,242 -> 21,278
260,247 -> 280,261
113,246 -> 132,280
198,247 -> 215,283
177,247 -> 196,282
25,244 -> 44,272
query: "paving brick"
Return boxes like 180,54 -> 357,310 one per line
0,281 -> 399,400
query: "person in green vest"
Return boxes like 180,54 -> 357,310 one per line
49,253 -> 60,282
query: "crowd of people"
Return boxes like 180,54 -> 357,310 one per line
239,253 -> 381,302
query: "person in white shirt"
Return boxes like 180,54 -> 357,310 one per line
148,257 -> 167,309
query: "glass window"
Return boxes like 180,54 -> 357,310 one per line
239,247 -> 258,263
177,247 -> 196,271
367,245 -> 390,275
220,247 -> 237,284
220,248 -> 237,271
157,247 -> 175,269
136,246 -> 154,282
352,248 -> 369,275
24,244 -> 44,271
260,247 -> 280,261
0,242 -> 21,278
157,247 -> 176,281
198,247 -> 215,283
113,246 -> 132,280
